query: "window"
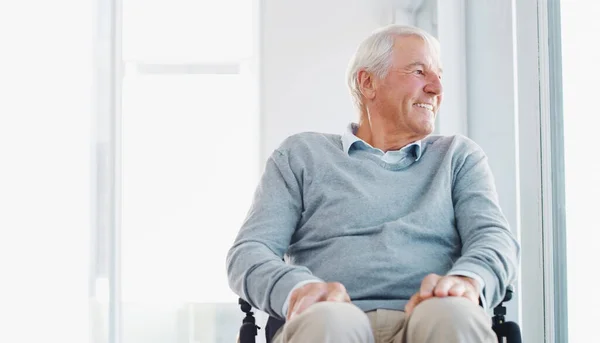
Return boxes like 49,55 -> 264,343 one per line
559,1 -> 600,342
93,1 -> 260,342
0,1 -> 93,343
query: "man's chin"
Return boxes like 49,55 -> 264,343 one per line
419,123 -> 435,136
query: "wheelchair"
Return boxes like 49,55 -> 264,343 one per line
237,285 -> 521,343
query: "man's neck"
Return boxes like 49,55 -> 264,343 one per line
355,115 -> 422,152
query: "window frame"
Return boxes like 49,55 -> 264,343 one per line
541,0 -> 569,341
515,0 -> 568,341
93,0 -> 260,342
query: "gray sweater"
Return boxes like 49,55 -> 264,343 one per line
226,131 -> 519,319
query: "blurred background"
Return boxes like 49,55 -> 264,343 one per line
0,0 -> 597,342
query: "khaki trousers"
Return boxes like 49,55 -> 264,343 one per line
272,297 -> 497,343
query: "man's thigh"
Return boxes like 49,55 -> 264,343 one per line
368,297 -> 495,343
398,297 -> 496,343
272,302 -> 374,343
271,306 -> 407,343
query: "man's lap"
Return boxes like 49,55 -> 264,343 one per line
272,297 -> 494,343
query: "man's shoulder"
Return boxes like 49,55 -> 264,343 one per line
423,134 -> 485,156
276,131 -> 342,155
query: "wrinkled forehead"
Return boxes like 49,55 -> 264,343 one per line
392,34 -> 443,72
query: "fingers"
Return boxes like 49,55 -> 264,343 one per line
426,275 -> 475,299
289,294 -> 320,321
287,282 -> 350,321
325,282 -> 350,302
447,281 -> 466,297
405,292 -> 422,316
406,275 -> 480,316
441,276 -> 479,304
419,273 -> 441,299
287,283 -> 327,321
433,275 -> 457,297
457,276 -> 482,295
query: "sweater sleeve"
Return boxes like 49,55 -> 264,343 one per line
448,142 -> 520,310
226,149 -> 323,318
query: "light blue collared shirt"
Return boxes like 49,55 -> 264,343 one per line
341,123 -> 423,164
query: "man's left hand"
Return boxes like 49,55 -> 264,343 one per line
404,273 -> 480,315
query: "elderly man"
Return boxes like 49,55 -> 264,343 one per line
227,24 -> 519,343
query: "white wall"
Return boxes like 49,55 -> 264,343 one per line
435,0 -> 468,136
260,0 -> 394,160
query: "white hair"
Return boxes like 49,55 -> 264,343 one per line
346,24 -> 441,110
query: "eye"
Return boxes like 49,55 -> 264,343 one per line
414,69 -> 425,75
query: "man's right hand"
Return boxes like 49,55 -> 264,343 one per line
287,282 -> 351,321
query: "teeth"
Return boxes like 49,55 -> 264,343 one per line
415,103 -> 434,111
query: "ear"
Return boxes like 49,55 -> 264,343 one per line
357,69 -> 376,101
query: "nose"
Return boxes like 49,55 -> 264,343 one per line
424,74 -> 443,96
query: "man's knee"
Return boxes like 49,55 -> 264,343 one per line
411,297 -> 490,325
295,302 -> 371,331
282,302 -> 373,342
406,297 -> 496,343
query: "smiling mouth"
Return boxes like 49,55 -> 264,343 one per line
414,103 -> 434,111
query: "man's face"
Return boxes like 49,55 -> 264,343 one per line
372,35 -> 443,137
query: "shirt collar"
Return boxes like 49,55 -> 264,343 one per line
341,123 -> 423,161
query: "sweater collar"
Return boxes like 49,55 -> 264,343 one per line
341,123 -> 423,161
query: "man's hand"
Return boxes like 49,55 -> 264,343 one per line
404,274 -> 480,315
287,282 -> 350,321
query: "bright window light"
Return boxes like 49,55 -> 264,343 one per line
560,2 -> 600,342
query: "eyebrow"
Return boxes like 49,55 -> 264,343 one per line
406,62 -> 443,74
